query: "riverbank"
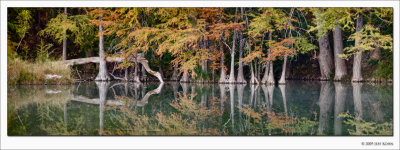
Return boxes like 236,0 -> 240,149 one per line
8,58 -> 73,85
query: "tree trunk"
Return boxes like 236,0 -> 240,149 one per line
219,35 -> 228,83
261,62 -> 269,84
352,82 -> 363,118
318,81 -> 334,135
333,24 -> 347,81
228,8 -> 238,84
279,85 -> 288,115
261,85 -> 269,110
95,81 -> 110,135
317,11 -> 334,80
133,58 -> 141,83
267,85 -> 274,111
334,82 -> 347,135
124,67 -> 129,81
171,65 -> 179,81
352,14 -> 364,82
250,62 -> 259,84
141,64 -> 147,81
136,54 -> 163,83
180,69 -> 189,83
229,84 -> 235,129
62,7 -> 67,61
279,56 -> 288,84
95,9 -> 111,81
279,9 -> 294,84
267,31 -> 275,85
257,61 -> 261,81
370,47 -> 381,60
236,31 -> 246,84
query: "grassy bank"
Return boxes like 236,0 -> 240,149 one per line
8,58 -> 73,85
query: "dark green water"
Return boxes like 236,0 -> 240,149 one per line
7,81 -> 393,136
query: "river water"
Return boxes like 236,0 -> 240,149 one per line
7,81 -> 393,136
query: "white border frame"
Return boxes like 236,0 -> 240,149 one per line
1,1 -> 399,149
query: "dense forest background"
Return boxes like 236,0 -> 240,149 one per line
7,7 -> 393,84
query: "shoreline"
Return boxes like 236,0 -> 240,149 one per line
8,78 -> 393,86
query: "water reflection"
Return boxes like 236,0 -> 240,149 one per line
8,81 -> 393,136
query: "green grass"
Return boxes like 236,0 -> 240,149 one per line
8,58 -> 73,84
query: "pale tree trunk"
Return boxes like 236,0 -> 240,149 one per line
228,8 -> 238,84
172,83 -> 178,99
279,8 -> 294,84
333,24 -> 347,81
267,31 -> 275,85
218,8 -> 228,84
266,85 -> 274,111
181,82 -> 189,95
201,38 -> 208,74
352,82 -> 363,134
370,47 -> 381,60
95,81 -> 110,136
352,82 -> 363,118
261,85 -> 269,110
318,81 -> 334,135
219,37 -> 228,83
141,65 -> 147,81
171,65 -> 179,81
334,82 -> 347,135
229,84 -> 235,129
133,58 -> 141,83
352,14 -> 364,82
180,69 -> 189,83
95,9 -> 111,81
236,8 -> 246,84
237,84 -> 245,111
124,67 -> 129,81
279,56 -> 288,84
249,62 -> 259,84
317,11 -> 334,80
261,62 -> 269,84
62,7 -> 67,61
279,85 -> 288,116
249,84 -> 256,107
236,31 -> 246,84
257,62 -> 261,81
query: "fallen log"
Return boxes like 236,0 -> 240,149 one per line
64,54 -> 163,83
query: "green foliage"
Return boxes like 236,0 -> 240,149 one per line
39,13 -> 77,43
339,112 -> 392,135
375,58 -> 392,79
293,37 -> 316,54
342,25 -> 392,58
35,39 -> 54,63
15,9 -> 32,39
309,8 -> 354,37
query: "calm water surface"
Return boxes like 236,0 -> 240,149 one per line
8,81 -> 393,136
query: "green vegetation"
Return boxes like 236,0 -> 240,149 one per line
8,58 -> 72,84
7,7 -> 393,84
339,112 -> 392,136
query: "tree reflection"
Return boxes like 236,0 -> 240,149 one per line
318,81 -> 334,135
7,81 -> 393,136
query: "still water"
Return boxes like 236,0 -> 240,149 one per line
8,81 -> 393,136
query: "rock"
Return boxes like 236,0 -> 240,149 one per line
45,74 -> 62,80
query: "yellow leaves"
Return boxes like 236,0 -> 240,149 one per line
242,50 -> 263,63
266,38 -> 297,61
343,24 -> 392,58
240,108 -> 262,123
